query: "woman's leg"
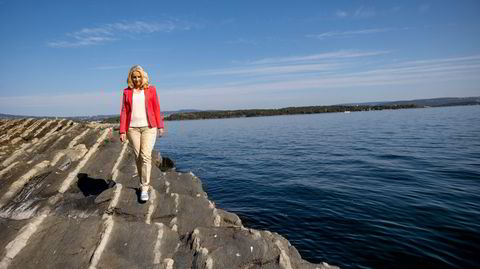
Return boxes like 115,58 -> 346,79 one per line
139,127 -> 157,192
126,127 -> 143,183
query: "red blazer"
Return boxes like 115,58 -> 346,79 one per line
119,85 -> 164,134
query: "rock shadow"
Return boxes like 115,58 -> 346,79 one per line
77,173 -> 115,197
152,151 -> 175,172
160,157 -> 175,172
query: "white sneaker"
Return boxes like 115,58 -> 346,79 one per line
140,191 -> 149,202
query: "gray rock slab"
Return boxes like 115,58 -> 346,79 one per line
53,192 -> 106,219
150,192 -> 177,226
216,208 -> 243,227
174,194 -> 216,235
114,158 -> 138,189
165,172 -> 206,197
34,125 -> 78,154
0,170 -> 54,220
151,223 -> 181,263
190,227 -> 281,269
22,120 -> 49,141
0,160 -> 51,207
78,135 -> 124,182
78,128 -> 106,149
7,215 -> 103,269
113,186 -> 151,222
0,219 -> 30,260
95,216 -> 179,269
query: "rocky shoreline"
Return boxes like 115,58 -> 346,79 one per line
0,118 -> 338,269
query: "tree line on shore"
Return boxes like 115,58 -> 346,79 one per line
102,104 -> 417,123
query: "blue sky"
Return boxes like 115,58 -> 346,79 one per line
1,0 -> 479,116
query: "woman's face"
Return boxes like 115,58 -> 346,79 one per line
131,71 -> 142,88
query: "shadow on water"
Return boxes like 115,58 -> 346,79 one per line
76,173 -> 115,197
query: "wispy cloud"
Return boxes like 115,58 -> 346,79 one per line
354,6 -> 376,18
48,36 -> 116,48
91,65 -> 132,70
162,53 -> 480,101
391,55 -> 480,67
225,38 -> 257,45
4,53 -> 479,113
307,28 -> 391,40
335,6 -> 376,19
248,50 -> 390,65
164,50 -> 388,79
47,20 -> 192,48
220,18 -> 236,25
194,63 -> 343,77
335,10 -> 348,18
418,4 -> 431,13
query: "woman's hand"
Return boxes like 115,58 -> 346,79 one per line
120,133 -> 126,142
158,128 -> 165,137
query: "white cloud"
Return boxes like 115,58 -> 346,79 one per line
418,4 -> 431,13
194,63 -> 343,77
4,52 -> 479,114
48,36 -> 116,48
389,55 -> 480,67
165,50 -> 390,80
391,6 -> 401,13
47,20 -> 191,48
335,10 -> 348,18
109,21 -> 179,33
161,53 -> 480,99
220,18 -> 236,25
248,50 -> 390,65
91,65 -> 132,70
225,38 -> 257,45
354,6 -> 376,18
335,6 -> 402,19
307,28 -> 391,40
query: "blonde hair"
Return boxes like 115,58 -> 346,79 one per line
127,65 -> 149,89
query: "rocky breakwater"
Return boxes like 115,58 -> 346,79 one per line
0,118 -> 338,269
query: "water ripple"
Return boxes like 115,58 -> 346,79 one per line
158,106 -> 480,269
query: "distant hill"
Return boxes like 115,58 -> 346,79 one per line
0,113 -> 24,119
0,113 -> 51,119
69,110 -> 203,121
1,97 -> 478,120
166,96 -> 480,121
342,96 -> 480,107
171,109 -> 203,113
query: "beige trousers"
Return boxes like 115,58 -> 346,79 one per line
127,127 -> 157,192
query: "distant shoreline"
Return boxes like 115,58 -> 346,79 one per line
99,103 -> 421,123
162,104 -> 418,121
100,100 -> 479,123
1,96 -> 478,121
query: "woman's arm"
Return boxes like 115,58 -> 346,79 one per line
152,86 -> 164,130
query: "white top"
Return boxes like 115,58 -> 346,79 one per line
130,90 -> 149,127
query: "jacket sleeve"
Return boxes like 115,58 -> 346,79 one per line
152,87 -> 164,129
119,91 -> 127,134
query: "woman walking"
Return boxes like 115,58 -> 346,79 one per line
119,65 -> 164,202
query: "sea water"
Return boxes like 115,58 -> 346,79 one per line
155,105 -> 480,269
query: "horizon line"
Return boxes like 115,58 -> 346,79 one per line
1,95 -> 478,118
